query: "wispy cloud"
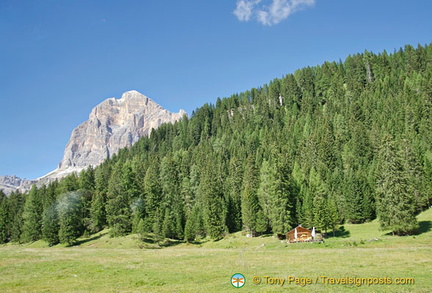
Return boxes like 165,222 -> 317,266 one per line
234,0 -> 315,26
233,0 -> 262,22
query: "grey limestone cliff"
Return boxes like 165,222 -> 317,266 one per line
2,90 -> 185,193
0,175 -> 36,194
43,90 -> 186,180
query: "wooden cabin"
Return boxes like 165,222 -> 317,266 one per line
286,225 -> 318,243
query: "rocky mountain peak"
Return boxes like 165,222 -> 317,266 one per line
0,175 -> 36,194
1,90 -> 187,192
45,90 -> 187,180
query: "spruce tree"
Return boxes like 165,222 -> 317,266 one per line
257,158 -> 295,234
42,204 -> 60,245
131,196 -> 146,234
79,166 -> 95,191
185,202 -> 205,241
41,181 -> 60,245
184,215 -> 195,242
312,195 -> 331,233
422,151 -> 432,209
57,173 -> 80,194
376,136 -> 418,235
0,191 -> 8,243
7,191 -> 25,242
257,160 -> 272,225
21,185 -> 43,243
344,169 -> 366,223
200,158 -> 226,239
225,157 -> 243,232
241,185 -> 259,235
90,192 -> 106,232
327,197 -> 340,236
270,156 -> 295,234
91,165 -> 110,232
160,155 -> 184,239
57,191 -> 84,245
241,157 -> 260,236
143,163 -> 162,232
162,208 -> 176,239
106,162 -> 132,236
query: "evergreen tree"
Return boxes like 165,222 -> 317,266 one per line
422,151 -> 432,209
57,191 -> 85,245
42,204 -> 60,246
184,202 -> 205,242
241,185 -> 259,235
0,191 -> 8,243
143,163 -> 162,232
265,156 -> 295,234
181,176 -> 193,216
255,209 -> 268,234
257,160 -> 272,226
344,169 -> 366,223
90,164 -> 110,232
184,214 -> 195,242
21,185 -> 43,242
302,167 -> 326,228
327,196 -> 340,236
225,157 -> 243,232
162,208 -> 176,239
41,181 -> 60,245
106,162 -> 132,236
79,166 -> 96,191
312,194 -> 330,233
241,157 -> 261,235
399,138 -> 425,214
90,192 -> 106,232
57,173 -> 80,194
7,191 -> 25,242
376,136 -> 418,235
160,155 -> 184,239
200,158 -> 226,239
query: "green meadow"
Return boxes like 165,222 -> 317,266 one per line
1,208 -> 431,292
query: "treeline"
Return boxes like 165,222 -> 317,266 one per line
1,43 -> 432,245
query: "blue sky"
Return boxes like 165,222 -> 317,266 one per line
0,0 -> 431,180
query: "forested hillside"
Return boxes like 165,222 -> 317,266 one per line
1,43 -> 431,245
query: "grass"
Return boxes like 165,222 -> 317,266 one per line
1,208 -> 431,292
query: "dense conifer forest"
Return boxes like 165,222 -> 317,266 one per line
1,43 -> 431,245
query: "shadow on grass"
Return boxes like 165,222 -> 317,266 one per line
74,231 -> 108,246
417,221 -> 431,235
138,234 -> 184,249
159,239 -> 183,248
324,226 -> 351,238
382,221 -> 431,236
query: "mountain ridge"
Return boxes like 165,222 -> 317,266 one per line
0,175 -> 37,194
0,90 -> 186,193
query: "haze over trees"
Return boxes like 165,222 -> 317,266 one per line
1,43 -> 431,245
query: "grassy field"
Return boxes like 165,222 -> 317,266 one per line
1,208 -> 431,292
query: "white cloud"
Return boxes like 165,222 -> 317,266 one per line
234,0 -> 315,26
233,0 -> 262,22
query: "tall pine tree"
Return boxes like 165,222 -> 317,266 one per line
21,185 -> 43,243
0,191 -> 8,243
376,136 -> 418,235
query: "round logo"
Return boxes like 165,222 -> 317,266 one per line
231,273 -> 246,288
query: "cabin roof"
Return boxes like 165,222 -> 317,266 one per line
286,225 -> 312,234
